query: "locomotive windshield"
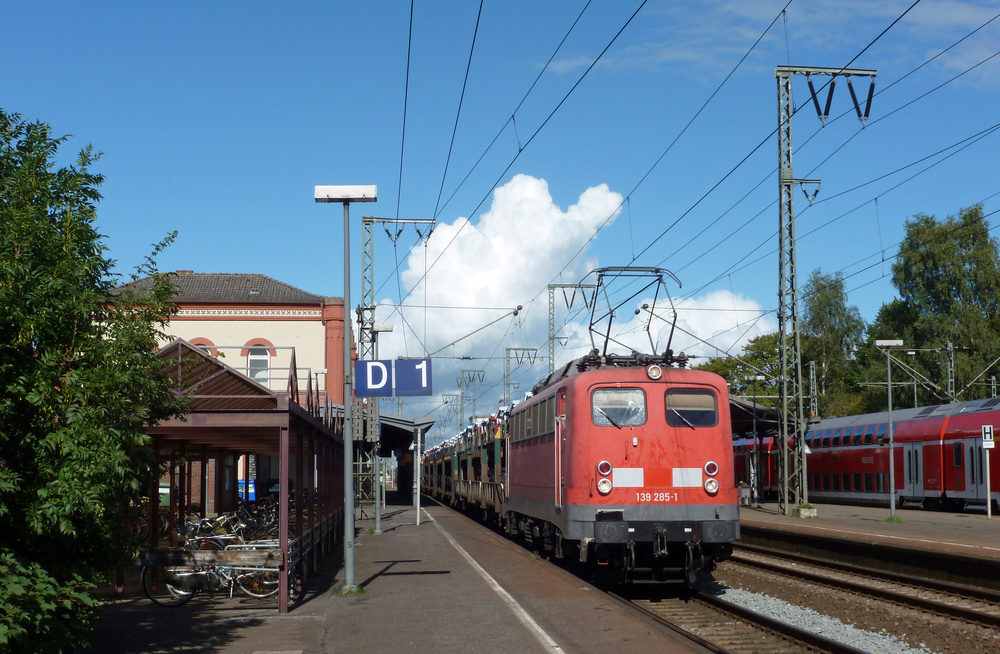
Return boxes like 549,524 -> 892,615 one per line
592,388 -> 646,427
664,389 -> 718,428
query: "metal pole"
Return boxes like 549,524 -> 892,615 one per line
753,383 -> 760,505
887,348 -> 896,520
987,447 -> 992,520
415,427 -> 422,526
373,336 -> 382,535
342,200 -> 356,589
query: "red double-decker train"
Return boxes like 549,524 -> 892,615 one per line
424,350 -> 739,583
734,399 -> 999,511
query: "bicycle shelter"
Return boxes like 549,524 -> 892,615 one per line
141,338 -> 344,613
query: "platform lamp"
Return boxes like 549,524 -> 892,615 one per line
744,375 -> 767,505
875,339 -> 903,520
315,184 -> 377,591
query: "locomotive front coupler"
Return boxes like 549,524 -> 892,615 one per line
653,525 -> 669,558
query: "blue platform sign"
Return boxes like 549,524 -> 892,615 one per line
355,359 -> 432,397
395,359 -> 432,396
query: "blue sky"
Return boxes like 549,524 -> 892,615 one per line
7,1 -> 999,436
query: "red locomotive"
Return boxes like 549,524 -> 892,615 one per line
424,349 -> 739,583
735,399 -> 999,512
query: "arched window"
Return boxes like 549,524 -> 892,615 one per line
248,347 -> 270,383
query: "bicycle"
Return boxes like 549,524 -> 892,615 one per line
141,527 -> 288,606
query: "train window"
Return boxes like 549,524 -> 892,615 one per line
812,472 -> 820,490
875,424 -> 887,445
805,430 -> 813,446
863,425 -> 875,445
832,473 -> 840,491
843,472 -> 851,491
821,429 -> 832,448
822,473 -> 830,491
831,429 -> 842,447
853,472 -> 862,491
528,404 -> 537,438
537,400 -> 548,436
954,442 -> 963,467
852,427 -> 863,446
664,389 -> 718,428
841,427 -> 853,446
592,388 -> 647,427
864,472 -> 874,492
876,472 -> 886,493
546,397 -> 556,435
516,411 -> 525,441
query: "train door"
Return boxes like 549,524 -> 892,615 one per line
901,442 -> 927,501
967,441 -> 988,506
554,390 -> 566,510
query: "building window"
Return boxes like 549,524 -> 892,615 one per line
248,347 -> 270,383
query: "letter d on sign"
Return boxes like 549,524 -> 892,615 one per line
354,360 -> 394,397
368,362 -> 389,390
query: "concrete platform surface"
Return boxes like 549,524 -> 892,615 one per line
88,500 -> 699,653
741,501 -> 1000,560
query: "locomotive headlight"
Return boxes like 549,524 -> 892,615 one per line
646,364 -> 663,380
704,461 -> 719,477
704,478 -> 720,495
597,478 -> 613,495
597,460 -> 613,477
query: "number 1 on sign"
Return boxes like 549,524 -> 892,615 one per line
415,360 -> 428,387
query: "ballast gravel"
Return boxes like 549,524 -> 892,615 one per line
715,586 -> 938,654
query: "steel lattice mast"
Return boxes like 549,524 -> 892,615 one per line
775,66 -> 876,515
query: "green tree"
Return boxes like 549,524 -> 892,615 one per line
697,332 -> 780,407
865,205 -> 1000,407
0,110 -> 183,651
800,268 -> 866,415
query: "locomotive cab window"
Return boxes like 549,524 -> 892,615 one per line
664,389 -> 718,428
592,388 -> 646,427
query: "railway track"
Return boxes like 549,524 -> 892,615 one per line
731,543 -> 1000,629
610,588 -> 868,654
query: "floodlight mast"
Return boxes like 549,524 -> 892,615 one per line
314,185 -> 376,592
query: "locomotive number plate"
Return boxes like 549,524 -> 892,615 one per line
635,491 -> 679,502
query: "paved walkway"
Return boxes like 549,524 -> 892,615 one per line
741,501 -> 1000,559
89,498 -> 698,653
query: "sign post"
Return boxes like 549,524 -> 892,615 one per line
984,425 -> 994,519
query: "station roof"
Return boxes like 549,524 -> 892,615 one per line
149,339 -> 339,456
120,272 -> 328,304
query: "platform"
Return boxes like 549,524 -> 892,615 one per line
88,496 -> 700,653
740,501 -> 1000,560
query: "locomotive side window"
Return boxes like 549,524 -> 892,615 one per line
954,442 -> 963,467
664,389 -> 718,428
592,388 -> 647,427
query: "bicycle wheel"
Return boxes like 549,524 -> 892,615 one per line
141,565 -> 199,607
235,568 -> 280,598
